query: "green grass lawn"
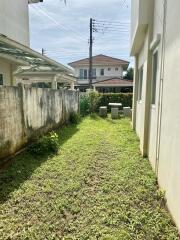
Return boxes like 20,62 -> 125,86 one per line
0,116 -> 179,239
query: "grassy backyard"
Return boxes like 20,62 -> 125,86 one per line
0,116 -> 179,239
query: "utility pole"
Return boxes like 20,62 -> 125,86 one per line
42,48 -> 45,55
89,18 -> 93,89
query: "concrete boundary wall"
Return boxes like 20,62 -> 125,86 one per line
0,85 -> 79,160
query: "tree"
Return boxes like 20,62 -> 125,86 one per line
124,67 -> 134,80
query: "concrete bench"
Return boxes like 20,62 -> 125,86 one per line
111,108 -> 119,119
108,103 -> 122,119
99,106 -> 107,117
123,107 -> 132,118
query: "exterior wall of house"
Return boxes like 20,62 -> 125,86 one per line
157,0 -> 180,230
0,58 -> 12,86
135,32 -> 148,139
131,0 -> 180,231
0,0 -> 31,86
0,0 -> 30,46
147,0 -> 163,170
74,65 -> 123,84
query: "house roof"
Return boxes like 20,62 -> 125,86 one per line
68,54 -> 129,69
93,78 -> 133,87
28,0 -> 43,4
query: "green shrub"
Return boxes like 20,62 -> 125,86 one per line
80,94 -> 89,116
98,93 -> 133,111
87,90 -> 101,113
28,131 -> 59,155
80,92 -> 133,115
69,112 -> 81,124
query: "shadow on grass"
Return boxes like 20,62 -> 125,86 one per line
89,113 -> 124,124
0,123 -> 79,204
90,113 -> 100,120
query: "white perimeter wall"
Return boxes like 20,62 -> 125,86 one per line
0,86 -> 79,160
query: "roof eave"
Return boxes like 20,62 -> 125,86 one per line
0,35 -> 73,74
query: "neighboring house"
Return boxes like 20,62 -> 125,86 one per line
131,0 -> 180,231
68,54 -> 131,92
93,78 -> 133,93
0,0 -> 74,89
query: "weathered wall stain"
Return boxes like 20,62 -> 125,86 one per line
0,85 -> 79,160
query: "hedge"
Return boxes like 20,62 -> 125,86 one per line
80,92 -> 133,116
98,93 -> 133,111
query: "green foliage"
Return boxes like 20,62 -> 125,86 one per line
80,94 -> 89,116
87,90 -> 101,113
28,131 -> 59,155
69,112 -> 81,124
124,67 -> 134,80
80,92 -> 133,116
98,93 -> 133,111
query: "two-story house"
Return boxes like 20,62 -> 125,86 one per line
68,54 -> 132,93
0,0 -> 74,89
131,0 -> 180,231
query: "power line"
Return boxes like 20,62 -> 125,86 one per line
92,19 -> 130,33
93,20 -> 130,24
31,5 -> 88,43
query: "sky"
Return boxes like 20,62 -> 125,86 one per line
29,0 -> 133,68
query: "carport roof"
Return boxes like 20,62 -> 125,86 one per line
0,35 -> 72,73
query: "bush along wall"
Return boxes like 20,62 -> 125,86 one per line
98,93 -> 133,111
80,92 -> 133,115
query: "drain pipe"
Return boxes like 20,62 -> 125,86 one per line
155,0 -> 167,175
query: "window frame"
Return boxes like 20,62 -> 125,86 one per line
115,67 -> 119,71
79,69 -> 84,79
83,69 -> 88,79
79,69 -> 88,79
138,66 -> 143,101
100,69 -> 104,76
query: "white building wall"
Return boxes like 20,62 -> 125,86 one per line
135,31 -> 149,151
157,0 -> 180,231
147,0 -> 163,170
132,0 -> 180,231
0,0 -> 30,46
0,0 -> 31,86
0,58 -> 12,86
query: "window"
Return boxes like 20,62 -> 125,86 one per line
100,69 -> 104,76
79,69 -> 88,79
151,51 -> 158,104
84,69 -> 88,79
115,67 -> 119,71
79,69 -> 84,79
92,69 -> 96,79
138,66 -> 143,101
0,74 -> 3,85
108,68 -> 111,71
